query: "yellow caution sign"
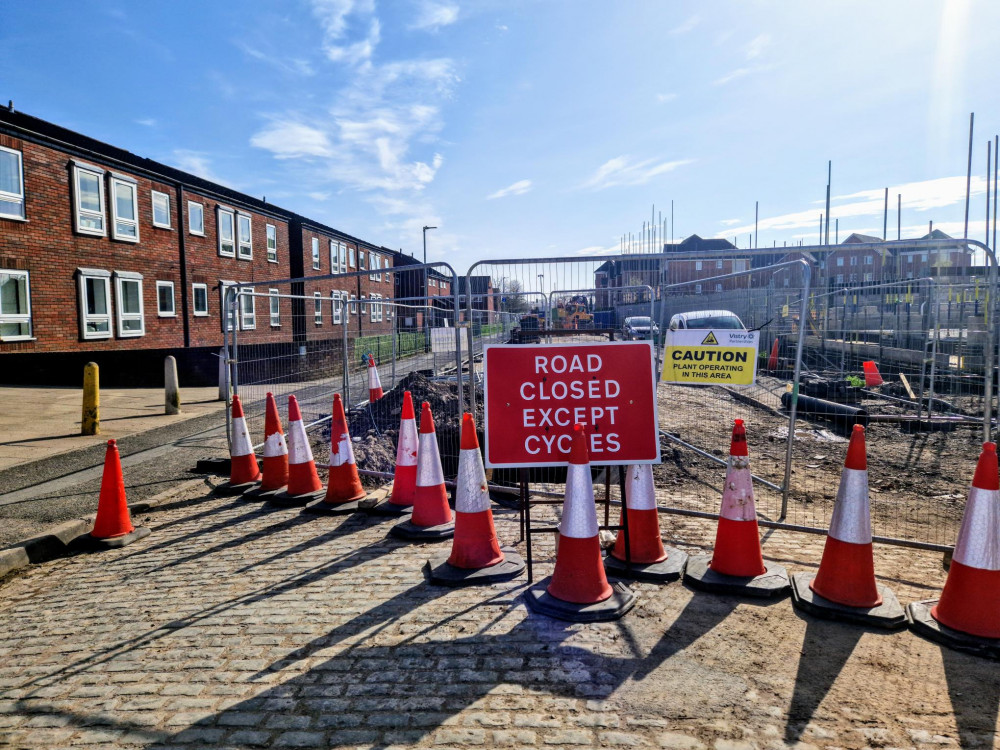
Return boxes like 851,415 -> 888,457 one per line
662,329 -> 760,387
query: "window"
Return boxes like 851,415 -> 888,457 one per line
695,261 -> 702,271
240,290 -> 256,330
375,254 -> 382,281
73,163 -> 106,235
849,256 -> 858,266
0,270 -> 31,339
864,255 -> 874,265
908,256 -> 914,264
266,224 -> 277,263
151,190 -> 171,229
359,250 -> 366,270
188,201 -> 204,235
835,274 -> 844,284
110,175 -> 139,241
314,292 -> 323,325
339,243 -> 348,272
369,253 -> 378,281
836,256 -> 844,267
350,294 -> 357,314
694,284 -> 702,294
220,282 -> 237,332
237,213 -> 252,259
156,281 -> 176,317
920,253 -> 928,262
864,272 -> 874,282
370,293 -> 378,322
349,247 -> 356,268
269,289 -> 280,327
716,260 -> 723,269
0,146 -> 25,220
218,207 -> 235,256
429,278 -> 436,288
312,237 -> 320,270
329,240 -> 338,272
331,291 -> 342,324
192,283 -> 208,316
715,284 -> 723,293
77,269 -> 111,339
114,272 -> 144,337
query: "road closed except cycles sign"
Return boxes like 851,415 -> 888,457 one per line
483,341 -> 660,468
661,328 -> 760,386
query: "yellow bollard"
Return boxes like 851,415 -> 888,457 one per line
82,362 -> 100,435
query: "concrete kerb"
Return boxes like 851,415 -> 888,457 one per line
0,477 -> 212,582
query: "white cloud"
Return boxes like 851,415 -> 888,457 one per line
487,179 -> 532,200
235,40 -> 314,76
135,118 -> 157,127
311,0 -> 380,63
170,150 -> 229,186
580,155 -> 694,190
250,120 -> 334,159
713,63 -> 774,86
714,176 -> 987,238
308,191 -> 332,202
655,93 -> 677,104
720,218 -> 741,226
496,23 -> 508,32
669,15 -> 699,35
412,1 -> 459,30
745,33 -> 770,60
575,244 -> 619,256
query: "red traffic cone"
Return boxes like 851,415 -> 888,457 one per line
427,413 -> 526,585
368,355 -> 384,402
309,393 -> 366,513
605,465 -> 688,583
908,443 -> 1000,654
527,425 -> 636,621
791,426 -> 905,628
684,420 -> 789,597
217,394 -> 261,495
391,391 -> 419,507
84,440 -> 150,548
767,338 -> 779,371
272,395 -> 324,505
259,392 -> 288,493
862,361 -> 884,387
391,402 -> 454,540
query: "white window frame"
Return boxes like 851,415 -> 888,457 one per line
329,240 -> 338,272
151,190 -> 171,229
109,174 -> 140,242
695,261 -> 702,271
217,207 -> 235,257
715,283 -> 723,293
376,254 -> 383,282
864,272 -> 874,282
156,281 -> 176,317
77,268 -> 112,340
0,269 -> 32,340
192,282 -> 209,317
312,237 -> 321,270
835,274 -> 844,284
332,291 -> 343,324
314,292 -> 323,325
836,256 -> 844,267
240,290 -> 256,330
266,224 -> 277,263
864,255 -> 874,265
369,253 -> 378,281
220,282 -> 238,332
850,256 -> 858,266
349,293 -> 357,314
269,289 -> 280,327
339,243 -> 348,273
920,253 -> 928,262
370,293 -> 378,322
359,250 -> 366,271
716,260 -> 723,269
0,146 -> 26,220
114,271 -> 145,337
349,247 -> 356,268
237,213 -> 252,260
694,284 -> 702,295
73,163 -> 106,236
187,201 -> 204,236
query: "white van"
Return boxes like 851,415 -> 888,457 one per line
668,309 -> 746,331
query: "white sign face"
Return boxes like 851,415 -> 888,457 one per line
662,329 -> 760,386
430,327 -> 457,353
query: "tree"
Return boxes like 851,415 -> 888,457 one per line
492,276 -> 529,314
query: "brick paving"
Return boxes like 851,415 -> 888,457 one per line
0,484 -> 997,749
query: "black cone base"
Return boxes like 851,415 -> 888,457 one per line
603,546 -> 688,584
426,548 -> 526,587
214,480 -> 261,497
683,555 -> 790,598
526,579 -> 636,622
242,486 -> 286,502
791,572 -> 906,630
75,526 -> 151,551
269,488 -> 326,507
907,600 -> 1000,660
303,497 -> 364,515
390,519 -> 455,541
365,498 -> 414,517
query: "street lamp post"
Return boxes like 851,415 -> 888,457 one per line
422,225 -> 436,328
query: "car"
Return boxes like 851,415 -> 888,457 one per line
668,309 -> 746,331
621,316 -> 660,340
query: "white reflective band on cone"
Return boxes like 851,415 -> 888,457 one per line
396,420 -> 418,467
416,433 -> 445,487
329,431 -> 357,467
625,464 -> 656,510
287,421 -> 315,464
369,365 -> 382,390
264,431 -> 288,457
953,486 -> 1000,570
231,417 -> 254,457
719,456 -> 755,521
455,449 -> 490,513
828,467 -> 872,544
559,463 -> 598,539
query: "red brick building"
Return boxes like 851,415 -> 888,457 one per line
0,108 -> 400,385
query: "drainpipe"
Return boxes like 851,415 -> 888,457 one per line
175,183 -> 190,348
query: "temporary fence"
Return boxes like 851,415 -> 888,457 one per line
216,238 -> 998,552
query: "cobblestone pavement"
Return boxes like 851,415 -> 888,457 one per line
0,483 -> 997,750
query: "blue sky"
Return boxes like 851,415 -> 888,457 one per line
4,0 -> 1000,270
